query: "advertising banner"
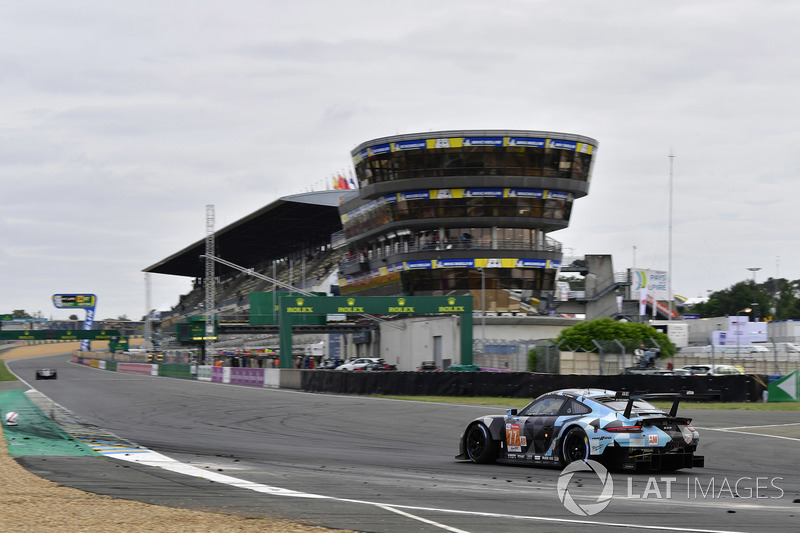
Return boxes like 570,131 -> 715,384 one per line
630,269 -> 668,301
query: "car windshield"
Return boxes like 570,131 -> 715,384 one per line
519,396 -> 566,416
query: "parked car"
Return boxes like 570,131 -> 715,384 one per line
679,365 -> 745,376
364,362 -> 397,371
35,368 -> 58,380
417,361 -> 441,371
336,357 -> 384,370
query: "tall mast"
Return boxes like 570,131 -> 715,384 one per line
668,148 -> 675,320
205,205 -> 216,364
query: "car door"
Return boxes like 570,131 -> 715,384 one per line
507,395 -> 566,455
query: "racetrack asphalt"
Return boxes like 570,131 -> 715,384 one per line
0,344 -> 356,533
3,345 -> 800,532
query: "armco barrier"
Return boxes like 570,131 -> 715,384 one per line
230,367 -> 265,387
158,364 -> 193,380
117,363 -> 158,376
211,366 -> 227,383
197,365 -> 213,381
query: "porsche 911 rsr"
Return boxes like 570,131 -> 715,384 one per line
456,388 -> 703,472
35,368 -> 58,380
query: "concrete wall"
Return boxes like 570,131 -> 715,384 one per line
687,317 -> 800,346
377,315 -> 579,371
584,255 -> 620,320
279,368 -> 303,389
764,320 -> 800,342
379,316 -> 461,370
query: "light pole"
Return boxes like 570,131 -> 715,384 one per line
747,267 -> 761,320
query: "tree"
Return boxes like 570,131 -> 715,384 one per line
12,310 -> 32,319
554,317 -> 675,356
774,280 -> 800,320
689,280 -> 772,319
557,275 -> 585,291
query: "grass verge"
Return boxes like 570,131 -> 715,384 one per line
372,395 -> 800,410
0,360 -> 18,381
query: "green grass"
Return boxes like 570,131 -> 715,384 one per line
0,359 -> 19,381
372,395 -> 800,410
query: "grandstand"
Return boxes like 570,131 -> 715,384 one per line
144,130 -> 617,369
145,190 -> 354,343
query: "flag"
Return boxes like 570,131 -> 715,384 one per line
338,173 -> 349,190
348,168 -> 358,189
639,288 -> 648,316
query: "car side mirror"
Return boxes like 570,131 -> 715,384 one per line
506,408 -> 518,416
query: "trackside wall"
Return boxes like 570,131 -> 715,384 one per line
71,355 -> 765,402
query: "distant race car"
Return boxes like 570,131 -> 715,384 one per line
35,368 -> 58,380
456,388 -> 704,472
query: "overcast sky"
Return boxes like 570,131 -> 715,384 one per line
2,1 -> 799,321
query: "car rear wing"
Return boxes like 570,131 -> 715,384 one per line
615,390 -> 721,419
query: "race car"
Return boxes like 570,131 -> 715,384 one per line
456,388 -> 704,472
35,368 -> 58,380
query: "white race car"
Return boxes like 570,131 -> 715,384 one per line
35,368 -> 58,380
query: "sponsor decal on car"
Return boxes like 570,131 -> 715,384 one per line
506,423 -> 526,452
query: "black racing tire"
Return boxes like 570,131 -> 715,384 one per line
464,423 -> 499,464
560,427 -> 590,466
35,375 -> 41,380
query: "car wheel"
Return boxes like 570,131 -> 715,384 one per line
560,427 -> 589,465
464,423 -> 498,464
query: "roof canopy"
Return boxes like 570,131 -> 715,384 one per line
143,190 -> 357,278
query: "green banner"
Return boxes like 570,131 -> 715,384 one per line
278,295 -> 473,369
0,330 -> 120,341
249,292 -> 326,326
280,295 -> 471,315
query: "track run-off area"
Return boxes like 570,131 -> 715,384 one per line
3,351 -> 800,533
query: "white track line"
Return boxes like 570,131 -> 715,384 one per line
696,421 -> 800,442
105,448 -> 752,533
